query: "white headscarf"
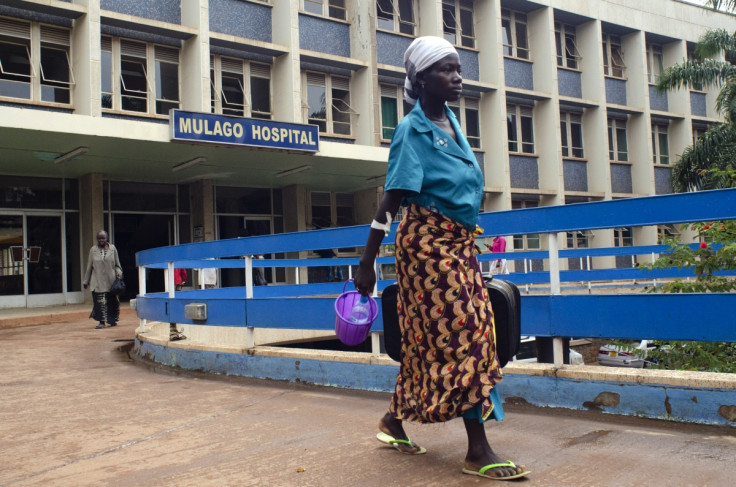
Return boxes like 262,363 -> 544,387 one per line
403,36 -> 459,105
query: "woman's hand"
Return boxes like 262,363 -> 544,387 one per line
354,262 -> 376,296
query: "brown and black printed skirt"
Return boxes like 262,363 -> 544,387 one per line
388,204 -> 502,423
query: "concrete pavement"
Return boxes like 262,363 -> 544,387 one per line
1,307 -> 735,486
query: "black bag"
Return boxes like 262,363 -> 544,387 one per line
381,278 -> 521,367
484,276 -> 521,368
110,277 -> 126,296
381,283 -> 402,362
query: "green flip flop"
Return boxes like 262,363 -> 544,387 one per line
462,461 -> 531,480
376,431 -> 427,455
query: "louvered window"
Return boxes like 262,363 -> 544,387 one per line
154,46 -> 179,114
303,0 -> 346,21
102,36 -> 180,116
0,19 -> 73,104
304,71 -> 355,136
210,54 -> 271,119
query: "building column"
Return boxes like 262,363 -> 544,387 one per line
79,172 -> 104,303
180,0 -> 210,112
71,0 -> 101,116
282,184 -> 307,284
190,179 -> 214,242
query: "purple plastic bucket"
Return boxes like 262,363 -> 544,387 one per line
334,280 -> 378,346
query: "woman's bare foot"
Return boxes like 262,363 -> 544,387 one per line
378,413 -> 423,454
463,417 -> 528,479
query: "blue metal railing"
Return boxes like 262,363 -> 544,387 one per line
135,188 -> 736,361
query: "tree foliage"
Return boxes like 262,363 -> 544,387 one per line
640,168 -> 736,372
656,28 -> 736,191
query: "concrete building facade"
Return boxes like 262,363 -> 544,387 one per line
0,0 -> 732,308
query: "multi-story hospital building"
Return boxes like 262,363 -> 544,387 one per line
0,0 -> 732,308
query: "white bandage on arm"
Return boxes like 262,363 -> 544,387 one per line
371,211 -> 393,236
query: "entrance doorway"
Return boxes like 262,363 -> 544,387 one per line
0,213 -> 65,308
112,214 -> 176,299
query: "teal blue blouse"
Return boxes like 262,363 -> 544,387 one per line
384,100 -> 483,230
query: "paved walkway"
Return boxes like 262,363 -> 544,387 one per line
1,306 -> 735,486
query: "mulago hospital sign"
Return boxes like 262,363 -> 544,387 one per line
170,110 -> 319,152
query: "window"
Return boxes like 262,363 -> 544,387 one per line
304,72 -> 355,136
607,118 -> 628,162
376,0 -> 415,35
555,23 -> 581,69
657,224 -> 679,243
692,126 -> 707,144
652,124 -> 669,165
0,18 -> 73,104
687,46 -> 704,91
647,44 -> 664,84
303,0 -> 347,21
101,36 -> 180,116
447,96 -> 481,149
379,84 -> 412,140
602,34 -> 625,78
442,0 -> 475,48
512,200 -> 540,251
613,227 -> 633,247
210,55 -> 272,119
560,112 -> 583,158
501,9 -> 529,60
507,104 -> 534,154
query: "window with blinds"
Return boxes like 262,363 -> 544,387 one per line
101,35 -> 180,116
210,55 -> 272,120
0,18 -> 73,105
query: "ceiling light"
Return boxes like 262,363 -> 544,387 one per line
54,147 -> 88,164
172,157 -> 206,172
275,165 -> 312,178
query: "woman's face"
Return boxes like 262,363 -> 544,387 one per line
419,53 -> 462,103
97,232 -> 108,246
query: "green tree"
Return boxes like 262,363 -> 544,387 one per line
656,29 -> 736,191
650,5 -> 736,371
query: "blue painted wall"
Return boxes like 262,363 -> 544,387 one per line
456,48 -> 479,81
649,85 -> 668,112
558,69 -> 582,98
654,166 -> 672,195
209,0 -> 272,42
299,14 -> 350,58
376,31 -> 412,67
100,0 -> 181,24
610,163 -> 632,194
134,338 -> 736,426
690,92 -> 707,117
564,160 -> 588,192
504,58 -> 534,91
0,6 -> 73,26
509,155 -> 539,189
605,77 -> 627,105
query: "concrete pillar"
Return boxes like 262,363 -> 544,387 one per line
79,172 -> 104,303
281,184 -> 307,283
180,0 -> 210,112
190,179 -> 214,242
272,0 -> 301,123
71,0 -> 101,116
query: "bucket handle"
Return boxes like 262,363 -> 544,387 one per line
342,278 -> 355,294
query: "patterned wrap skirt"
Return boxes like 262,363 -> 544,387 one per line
90,291 -> 120,325
388,204 -> 503,423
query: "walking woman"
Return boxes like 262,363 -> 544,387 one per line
83,230 -> 123,329
354,36 -> 529,480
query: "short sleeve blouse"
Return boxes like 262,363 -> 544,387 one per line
384,100 -> 483,230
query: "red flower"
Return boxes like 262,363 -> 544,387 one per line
699,242 -> 708,249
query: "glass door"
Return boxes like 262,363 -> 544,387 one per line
0,215 -> 25,307
0,213 -> 64,308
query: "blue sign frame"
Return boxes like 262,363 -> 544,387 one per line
170,110 -> 319,152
